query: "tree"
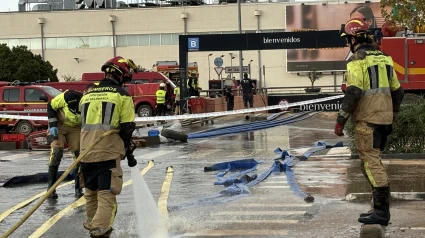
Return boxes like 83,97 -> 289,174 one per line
0,44 -> 59,82
306,68 -> 323,88
62,74 -> 80,82
381,0 -> 425,33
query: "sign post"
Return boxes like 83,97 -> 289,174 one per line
214,67 -> 224,90
225,66 -> 249,74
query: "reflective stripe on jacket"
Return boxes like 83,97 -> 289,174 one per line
156,89 -> 166,104
337,44 -> 404,125
47,90 -> 82,128
79,78 -> 135,162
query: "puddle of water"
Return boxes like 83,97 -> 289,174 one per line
131,167 -> 169,238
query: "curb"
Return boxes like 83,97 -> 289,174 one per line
346,192 -> 425,202
350,153 -> 425,159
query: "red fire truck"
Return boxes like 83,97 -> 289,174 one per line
0,83 -> 61,134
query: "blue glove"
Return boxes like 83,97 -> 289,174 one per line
49,127 -> 58,137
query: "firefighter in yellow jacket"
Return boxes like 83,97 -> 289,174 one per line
156,83 -> 168,116
47,90 -> 81,198
79,56 -> 138,237
335,18 -> 404,226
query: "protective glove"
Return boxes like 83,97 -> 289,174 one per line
127,153 -> 137,167
334,123 -> 344,136
49,127 -> 58,137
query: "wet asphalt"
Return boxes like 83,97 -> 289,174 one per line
1,112 -> 425,238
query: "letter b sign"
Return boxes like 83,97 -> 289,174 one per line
188,38 -> 199,51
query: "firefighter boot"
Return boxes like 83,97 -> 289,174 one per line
47,165 -> 59,199
359,160 -> 374,218
358,187 -> 391,226
73,151 -> 84,198
74,170 -> 84,198
359,197 -> 374,217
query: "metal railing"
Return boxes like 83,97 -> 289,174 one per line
0,111 -> 47,116
197,85 -> 342,97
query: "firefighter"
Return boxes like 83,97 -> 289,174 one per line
79,56 -> 138,237
187,72 -> 200,97
156,83 -> 167,116
46,84 -> 95,199
335,18 -> 405,226
174,80 -> 180,115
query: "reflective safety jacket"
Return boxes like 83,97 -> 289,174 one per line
337,44 -> 405,125
47,90 -> 83,128
156,89 -> 166,104
187,77 -> 198,89
79,78 -> 135,163
174,87 -> 180,101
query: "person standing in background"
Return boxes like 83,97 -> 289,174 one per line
239,73 -> 255,109
225,85 -> 234,111
174,80 -> 180,115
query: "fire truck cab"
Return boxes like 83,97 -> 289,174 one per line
0,82 -> 62,134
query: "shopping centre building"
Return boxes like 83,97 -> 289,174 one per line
0,0 -> 381,90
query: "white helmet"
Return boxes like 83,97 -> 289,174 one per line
160,83 -> 166,87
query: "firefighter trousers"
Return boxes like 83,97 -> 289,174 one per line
49,124 -> 81,166
355,122 -> 391,188
80,159 -> 123,236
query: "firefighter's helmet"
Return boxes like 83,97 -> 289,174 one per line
101,56 -> 138,84
340,18 -> 370,37
160,83 -> 166,87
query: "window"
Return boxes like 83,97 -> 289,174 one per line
78,37 -> 90,48
150,34 -> 161,46
67,37 -> 80,49
171,34 -> 180,45
3,89 -> 20,102
25,89 -> 46,102
45,38 -> 57,49
56,38 -> 68,49
98,36 -> 112,48
139,35 -> 149,46
31,38 -> 42,50
127,35 -> 139,47
8,39 -> 19,48
0,39 -> 8,45
116,35 -> 127,47
153,79 -> 163,83
19,39 -> 31,48
41,87 -> 61,98
161,34 -> 172,45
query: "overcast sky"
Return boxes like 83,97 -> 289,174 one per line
0,0 -> 18,12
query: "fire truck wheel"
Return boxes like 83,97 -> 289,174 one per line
137,105 -> 153,117
161,128 -> 188,143
15,120 -> 33,135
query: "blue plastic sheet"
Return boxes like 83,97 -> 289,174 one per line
169,141 -> 344,211
204,158 -> 260,172
188,111 -> 319,139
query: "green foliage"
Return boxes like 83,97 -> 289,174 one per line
381,0 -> 425,32
0,44 -> 58,82
345,94 -> 425,154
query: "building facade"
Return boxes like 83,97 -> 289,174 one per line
0,1 -> 379,90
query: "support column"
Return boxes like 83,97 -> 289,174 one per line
38,18 -> 45,60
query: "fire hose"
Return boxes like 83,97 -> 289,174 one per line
1,129 -> 135,238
